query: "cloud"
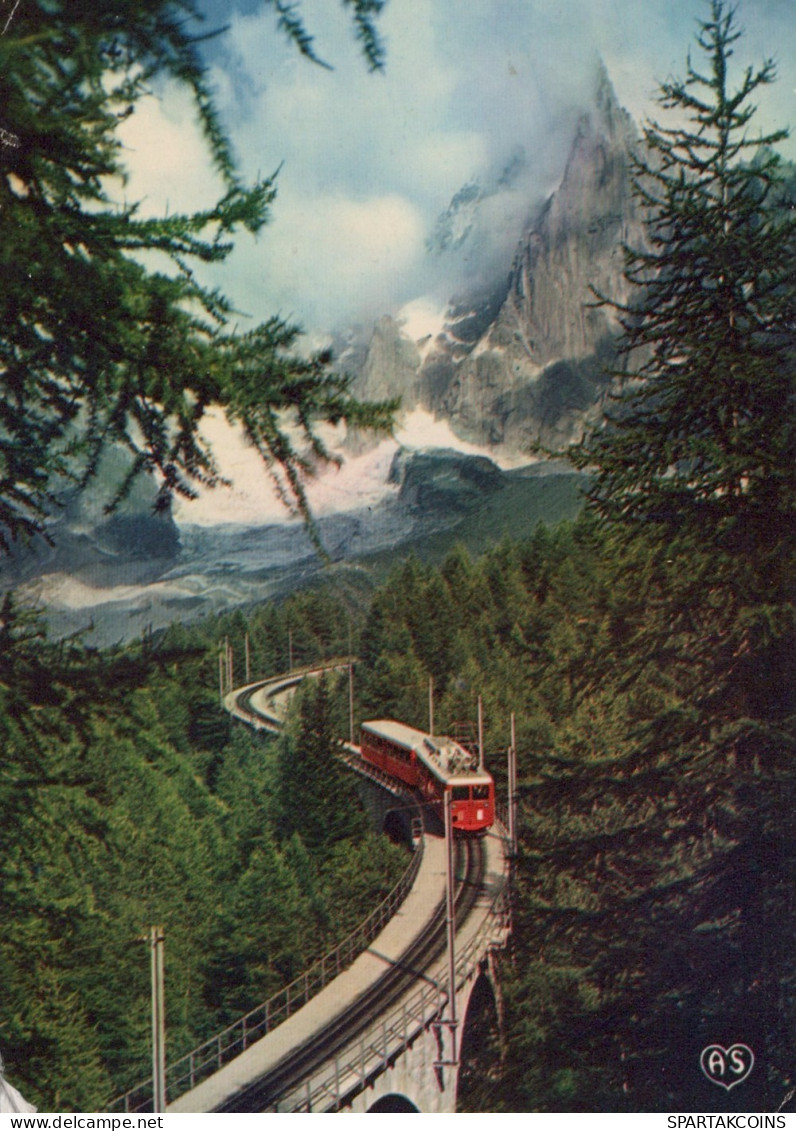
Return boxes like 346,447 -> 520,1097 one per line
104,0 -> 793,527
120,0 -> 794,340
115,81 -> 223,217
226,191 -> 426,330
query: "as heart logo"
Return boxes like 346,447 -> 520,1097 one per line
700,1045 -> 754,1090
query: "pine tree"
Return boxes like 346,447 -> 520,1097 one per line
0,0 -> 394,552
571,1 -> 794,548
511,1 -> 796,1110
276,675 -> 366,853
566,4 -> 795,736
206,833 -> 315,1020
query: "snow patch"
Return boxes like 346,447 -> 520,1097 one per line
172,410 -> 401,528
170,403 -> 537,530
18,573 -> 197,612
394,408 -> 532,469
396,296 -> 447,348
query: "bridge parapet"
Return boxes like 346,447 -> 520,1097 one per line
122,672 -> 512,1115
114,815 -> 424,1114
272,824 -> 511,1113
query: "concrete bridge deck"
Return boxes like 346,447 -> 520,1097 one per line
168,822 -> 507,1112
164,668 -> 510,1113
168,832 -> 448,1111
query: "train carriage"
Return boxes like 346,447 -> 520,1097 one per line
360,719 -> 494,833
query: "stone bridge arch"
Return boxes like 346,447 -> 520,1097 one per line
341,953 -> 503,1115
457,958 -> 503,1112
367,1094 -> 420,1112
353,776 -> 418,848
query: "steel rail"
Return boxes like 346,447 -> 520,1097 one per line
112,663 -> 422,1114
294,825 -> 511,1113
212,836 -> 486,1112
113,664 -> 510,1114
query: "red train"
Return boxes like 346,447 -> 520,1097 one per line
360,719 -> 494,833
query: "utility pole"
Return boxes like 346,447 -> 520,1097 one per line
477,695 -> 484,771
150,926 -> 166,1113
348,660 -> 355,746
218,650 -> 225,702
428,675 -> 434,736
347,621 -> 355,745
288,627 -> 294,673
245,632 -> 251,684
443,791 -> 458,1067
508,713 -> 518,857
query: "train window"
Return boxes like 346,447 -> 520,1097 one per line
451,786 -> 470,801
473,785 -> 490,800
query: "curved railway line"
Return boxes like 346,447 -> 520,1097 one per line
161,667 -> 510,1113
215,837 -> 486,1112
228,671 -> 313,732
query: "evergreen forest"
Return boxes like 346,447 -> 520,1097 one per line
354,3 -> 795,1109
0,0 -> 793,1116
0,591 -> 407,1109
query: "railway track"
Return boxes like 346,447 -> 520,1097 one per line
214,835 -> 487,1112
117,666 -> 507,1115
229,664 -> 354,731
189,668 -> 499,1112
232,674 -> 305,731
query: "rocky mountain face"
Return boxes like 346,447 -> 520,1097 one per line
2,64 -> 645,640
351,64 -> 646,456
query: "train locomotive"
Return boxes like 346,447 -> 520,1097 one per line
360,719 -> 494,833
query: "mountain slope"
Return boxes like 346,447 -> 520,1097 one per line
353,62 -> 645,457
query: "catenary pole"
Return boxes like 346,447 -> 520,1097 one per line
150,926 -> 166,1113
349,660 -> 355,745
509,712 -> 518,856
444,791 -> 458,1065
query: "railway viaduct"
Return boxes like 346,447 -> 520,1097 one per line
116,668 -> 512,1115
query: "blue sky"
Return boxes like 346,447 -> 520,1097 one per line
119,0 -> 795,339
